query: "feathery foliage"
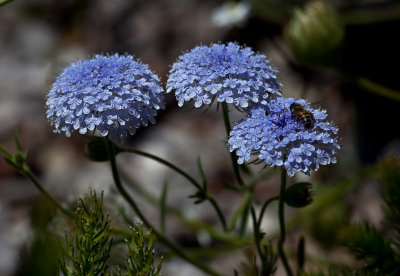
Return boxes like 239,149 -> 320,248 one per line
338,157 -> 400,275
119,221 -> 163,276
60,191 -> 112,276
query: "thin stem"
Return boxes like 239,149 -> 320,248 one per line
297,236 -> 305,276
238,197 -> 251,237
120,147 -> 201,190
323,67 -> 400,102
221,103 -> 244,186
250,206 -> 265,266
245,167 -> 278,189
340,3 -> 400,26
257,196 -> 279,230
228,193 -> 252,231
207,196 -> 228,231
352,75 -> 400,102
278,167 -> 293,276
22,168 -> 74,218
160,181 -> 168,234
169,242 -> 252,259
120,147 -> 227,231
198,156 -> 227,231
119,168 -> 247,245
0,0 -> 14,7
23,166 -> 133,238
106,139 -> 222,276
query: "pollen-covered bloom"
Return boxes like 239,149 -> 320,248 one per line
166,42 -> 281,108
228,97 -> 340,176
46,54 -> 164,142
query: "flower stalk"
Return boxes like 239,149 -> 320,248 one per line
23,168 -> 75,218
105,138 -> 222,276
278,167 -> 294,276
222,102 -> 245,187
119,145 -> 227,231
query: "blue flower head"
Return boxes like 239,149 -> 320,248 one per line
166,42 -> 281,108
228,97 -> 340,176
46,54 -> 164,142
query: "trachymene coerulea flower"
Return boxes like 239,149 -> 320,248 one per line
166,42 -> 281,108
228,97 -> 340,176
46,54 -> 164,142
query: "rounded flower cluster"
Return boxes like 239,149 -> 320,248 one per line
228,97 -> 340,176
46,54 -> 164,142
166,42 -> 281,108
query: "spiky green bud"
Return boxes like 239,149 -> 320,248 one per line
284,0 -> 344,66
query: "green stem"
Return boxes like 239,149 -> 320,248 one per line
305,63 -> 400,102
228,193 -> 252,231
257,196 -> 279,230
110,227 -> 131,238
0,0 -> 14,7
23,166 -> 134,238
221,103 -> 244,186
22,168 -> 75,218
120,147 -> 227,231
340,3 -> 400,26
238,197 -> 251,237
250,206 -> 265,267
169,242 -> 252,259
119,168 -> 247,245
352,75 -> 400,102
120,147 -> 201,190
297,236 -> 305,276
207,196 -> 228,231
0,145 -> 131,238
278,167 -> 293,276
160,181 -> 168,234
106,139 -> 222,276
244,167 -> 277,189
321,67 -> 400,102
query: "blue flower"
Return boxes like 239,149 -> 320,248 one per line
46,54 -> 164,142
228,97 -> 340,176
166,42 -> 281,108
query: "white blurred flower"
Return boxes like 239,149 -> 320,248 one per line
212,1 -> 251,28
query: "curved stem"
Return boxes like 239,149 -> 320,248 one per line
340,3 -> 400,26
119,147 -> 227,231
106,139 -> 222,276
301,62 -> 400,102
228,193 -> 252,231
238,195 -> 251,237
22,168 -> 74,218
120,147 -> 201,190
250,206 -> 265,265
119,168 -> 247,245
245,167 -> 278,189
316,66 -> 400,102
207,196 -> 228,231
221,103 -> 244,186
278,167 -> 293,276
0,0 -> 14,7
22,166 -> 135,238
257,196 -> 279,230
354,75 -> 400,101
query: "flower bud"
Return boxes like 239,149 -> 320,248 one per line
284,0 -> 344,66
285,182 -> 313,208
14,152 -> 27,168
84,137 -> 121,162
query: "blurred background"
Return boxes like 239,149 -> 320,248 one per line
1,0 -> 400,275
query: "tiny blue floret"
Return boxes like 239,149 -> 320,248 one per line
166,42 -> 281,108
228,97 -> 340,176
46,54 -> 164,142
